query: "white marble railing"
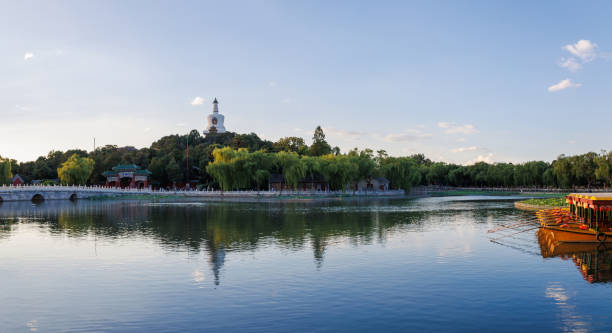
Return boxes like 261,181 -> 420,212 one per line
0,184 -> 404,196
0,184 -> 154,193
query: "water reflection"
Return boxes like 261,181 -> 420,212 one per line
0,199 -> 434,285
538,228 -> 612,283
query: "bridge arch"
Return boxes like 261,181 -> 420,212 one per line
69,193 -> 78,201
31,193 -> 45,202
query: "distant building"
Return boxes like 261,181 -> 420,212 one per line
11,174 -> 24,186
269,173 -> 328,191
103,164 -> 152,189
203,98 -> 227,134
357,177 -> 390,191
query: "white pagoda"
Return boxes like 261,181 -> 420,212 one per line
203,98 -> 226,134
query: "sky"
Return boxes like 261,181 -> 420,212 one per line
1,1 -> 611,164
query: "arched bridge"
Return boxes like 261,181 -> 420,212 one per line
0,185 -> 153,202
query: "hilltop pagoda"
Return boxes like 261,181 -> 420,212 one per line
203,98 -> 227,134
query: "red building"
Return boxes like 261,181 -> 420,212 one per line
103,164 -> 151,189
11,174 -> 24,186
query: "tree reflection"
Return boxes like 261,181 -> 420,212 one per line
0,199 -> 424,284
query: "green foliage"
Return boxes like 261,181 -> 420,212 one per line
318,154 -> 359,191
274,137 -> 307,154
57,154 -> 95,185
276,151 -> 306,190
308,126 -> 332,156
379,157 -> 421,191
9,125 -> 612,191
520,197 -> 567,207
0,156 -> 12,185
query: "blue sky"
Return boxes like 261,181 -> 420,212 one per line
2,1 -> 611,164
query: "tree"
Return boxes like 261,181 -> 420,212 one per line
574,152 -> 598,188
301,155 -> 321,190
57,154 -> 95,185
379,157 -> 420,191
319,154 -> 358,191
595,151 -> 612,188
276,151 -> 305,190
166,157 -> 182,185
355,150 -> 377,186
0,156 -> 12,185
273,137 -> 307,154
308,126 -> 332,156
206,147 -> 238,191
553,155 -> 574,188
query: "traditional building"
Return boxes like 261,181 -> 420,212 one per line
203,98 -> 227,134
103,164 -> 151,189
269,173 -> 328,191
357,177 -> 391,191
11,174 -> 24,186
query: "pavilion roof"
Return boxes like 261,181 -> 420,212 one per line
104,164 -> 152,177
112,164 -> 141,171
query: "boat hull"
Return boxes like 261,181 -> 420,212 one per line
539,225 -> 612,244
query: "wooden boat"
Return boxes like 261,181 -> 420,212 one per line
537,193 -> 612,243
537,228 -> 610,256
537,228 -> 612,283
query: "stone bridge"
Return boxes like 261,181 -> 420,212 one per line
0,185 -> 406,202
0,185 -> 153,202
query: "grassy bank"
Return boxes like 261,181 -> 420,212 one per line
517,197 -> 567,207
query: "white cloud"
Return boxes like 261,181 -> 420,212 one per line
438,122 -> 478,135
383,129 -> 431,142
466,153 -> 494,165
24,52 -> 34,60
559,58 -> 581,72
451,146 -> 478,153
323,127 -> 364,139
547,79 -> 582,92
268,81 -> 277,87
192,269 -> 205,283
281,98 -> 292,104
191,97 -> 204,105
563,40 -> 598,62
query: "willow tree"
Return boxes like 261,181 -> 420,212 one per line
379,156 -> 420,191
595,151 -> 612,188
301,155 -> 321,190
319,154 -> 358,191
57,154 -> 95,185
206,147 -> 238,191
0,156 -> 12,185
276,151 -> 305,191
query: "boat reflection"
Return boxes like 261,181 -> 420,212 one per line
538,228 -> 612,283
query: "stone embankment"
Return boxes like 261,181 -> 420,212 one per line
0,185 -> 406,202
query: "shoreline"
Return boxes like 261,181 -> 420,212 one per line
514,201 -> 565,211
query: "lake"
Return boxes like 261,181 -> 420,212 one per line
0,196 -> 610,332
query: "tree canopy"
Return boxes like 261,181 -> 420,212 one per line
0,156 -> 12,185
7,125 -> 612,191
57,154 -> 95,185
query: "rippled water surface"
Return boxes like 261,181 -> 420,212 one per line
1,196 -> 611,332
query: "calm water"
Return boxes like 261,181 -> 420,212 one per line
1,196 -> 611,332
